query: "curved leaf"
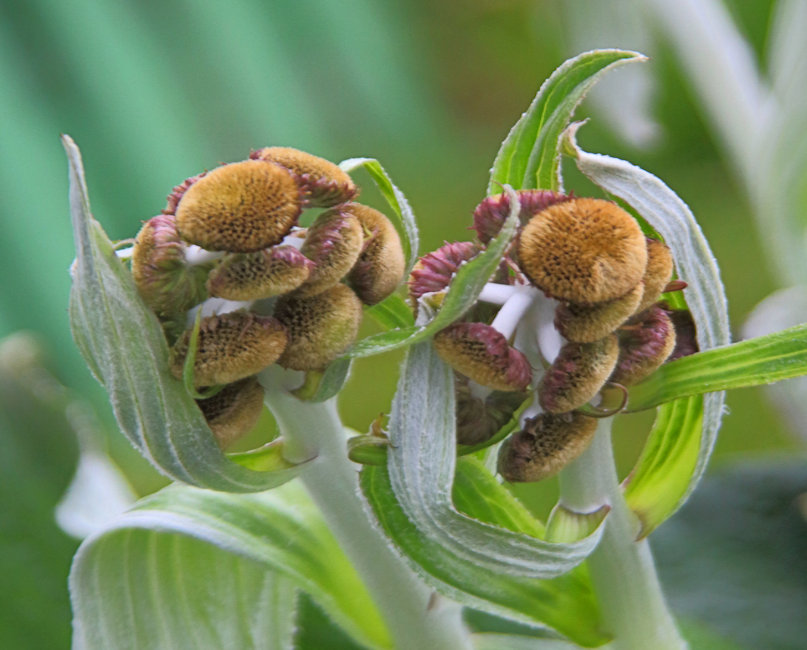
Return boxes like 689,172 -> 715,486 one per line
564,125 -> 731,534
489,49 -> 645,193
627,322 -> 807,410
70,481 -> 390,650
64,135 -> 306,492
345,187 -> 520,357
365,293 -> 414,330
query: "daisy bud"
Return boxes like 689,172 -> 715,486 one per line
409,241 -> 480,305
163,171 -> 206,215
518,198 -> 647,304
433,322 -> 532,392
611,306 -> 676,386
169,311 -> 288,386
251,146 -> 357,207
206,246 -> 313,301
455,373 -> 527,445
554,284 -> 643,343
635,237 -> 675,314
274,284 -> 363,370
538,334 -> 619,413
296,208 -> 364,297
472,190 -> 571,244
131,214 -> 209,317
197,377 -> 265,448
345,204 -> 406,305
498,412 -> 598,482
175,160 -> 302,252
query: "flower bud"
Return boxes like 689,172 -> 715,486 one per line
345,204 -> 406,305
409,241 -> 480,305
274,284 -> 363,370
472,190 -> 571,243
538,334 -> 619,413
667,307 -> 699,360
251,146 -> 357,207
455,373 -> 527,445
296,207 -> 364,297
611,305 -> 676,386
635,237 -> 675,314
433,322 -> 532,392
196,377 -> 264,448
206,246 -> 313,300
163,171 -> 206,215
498,412 -> 597,482
169,311 -> 288,386
131,214 -> 209,317
518,198 -> 647,304
554,284 -> 643,343
175,160 -> 302,252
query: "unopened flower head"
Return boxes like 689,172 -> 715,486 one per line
555,284 -> 643,343
635,237 -> 675,314
176,160 -> 302,252
251,146 -> 358,207
206,246 -> 314,301
454,373 -> 527,445
472,190 -> 571,244
163,171 -> 207,215
611,305 -> 677,386
409,241 -> 479,306
197,376 -> 265,448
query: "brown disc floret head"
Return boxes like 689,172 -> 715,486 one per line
197,377 -> 265,448
517,198 -> 647,304
175,160 -> 302,252
555,284 -> 643,343
206,246 -> 314,301
611,305 -> 677,386
635,237 -> 675,314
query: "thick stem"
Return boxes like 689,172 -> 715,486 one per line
558,419 -> 686,650
263,388 -> 471,650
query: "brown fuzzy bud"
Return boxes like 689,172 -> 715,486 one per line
274,284 -> 363,370
409,241 -> 480,305
345,204 -> 406,305
635,238 -> 675,314
555,284 -> 643,343
175,160 -> 302,252
207,246 -> 313,301
611,306 -> 676,386
250,146 -> 357,207
498,412 -> 598,482
472,190 -> 572,244
296,208 -> 364,297
169,311 -> 288,386
667,307 -> 699,361
538,334 -> 619,413
131,214 -> 209,317
455,373 -> 527,445
517,198 -> 647,304
163,171 -> 207,215
433,322 -> 532,392
197,377 -> 264,448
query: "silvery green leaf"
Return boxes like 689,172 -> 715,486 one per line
564,124 -> 730,534
70,481 -> 390,650
339,157 -> 419,274
489,49 -> 645,193
472,635 -> 581,650
64,135 -> 305,492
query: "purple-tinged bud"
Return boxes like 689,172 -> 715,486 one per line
635,237 -> 675,314
175,160 -> 302,252
163,171 -> 207,215
498,412 -> 597,482
197,377 -> 264,448
250,146 -> 358,208
409,241 -> 480,305
433,322 -> 532,392
667,307 -> 699,361
611,305 -> 677,386
274,284 -> 363,370
555,284 -> 643,343
296,207 -> 364,297
538,334 -> 619,413
455,373 -> 527,445
169,311 -> 288,386
207,246 -> 313,301
131,214 -> 209,318
345,204 -> 406,305
518,198 -> 647,305
472,190 -> 572,244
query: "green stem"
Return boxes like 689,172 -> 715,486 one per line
558,419 -> 686,650
263,388 -> 471,650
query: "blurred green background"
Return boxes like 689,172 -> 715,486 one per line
1,1 -> 804,648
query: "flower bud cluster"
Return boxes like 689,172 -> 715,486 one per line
413,191 -> 688,481
131,147 -> 405,446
